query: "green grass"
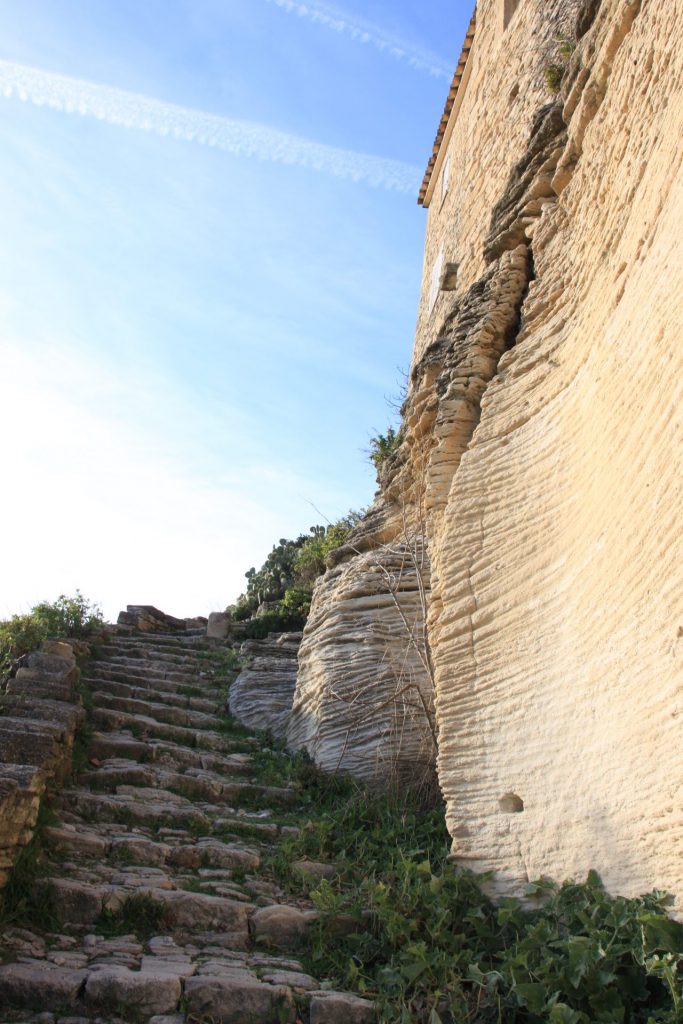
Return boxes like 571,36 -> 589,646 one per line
97,892 -> 165,940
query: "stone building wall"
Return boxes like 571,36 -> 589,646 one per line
414,0 -> 581,363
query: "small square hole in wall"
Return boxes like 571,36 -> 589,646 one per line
440,262 -> 458,291
503,0 -> 521,30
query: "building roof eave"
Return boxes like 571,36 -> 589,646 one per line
418,9 -> 477,208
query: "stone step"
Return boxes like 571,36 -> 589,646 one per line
110,635 -> 210,652
88,731 -> 255,766
44,876 -> 254,943
61,786 -> 213,831
87,662 -> 206,686
91,692 -> 224,732
88,677 -> 221,714
81,759 -> 297,808
0,946 -> 358,1022
102,646 -> 211,665
84,673 -> 224,705
90,707 -> 230,751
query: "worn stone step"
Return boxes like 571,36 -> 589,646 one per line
88,730 -> 151,762
90,707 -> 229,750
45,821 -> 260,872
144,765 -> 294,807
88,731 -> 255,767
87,662 -> 204,686
80,760 -> 291,810
109,635 -> 210,653
103,645 -> 209,664
93,692 -> 223,731
86,677 -> 222,713
44,876 -> 253,944
0,961 -> 88,1013
60,787 -> 212,832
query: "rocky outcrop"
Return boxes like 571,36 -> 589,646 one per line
0,640 -> 84,886
288,541 -> 435,786
230,633 -> 301,741
117,605 -> 193,633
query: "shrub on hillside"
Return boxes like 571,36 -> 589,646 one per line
227,511 -> 364,631
0,591 -> 103,678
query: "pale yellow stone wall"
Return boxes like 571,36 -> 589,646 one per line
414,0 -> 580,364
432,0 -> 683,904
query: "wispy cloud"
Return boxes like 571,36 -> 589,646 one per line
0,59 -> 421,193
264,0 -> 452,80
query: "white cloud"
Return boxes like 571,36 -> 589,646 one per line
0,59 -> 421,194
264,0 -> 452,80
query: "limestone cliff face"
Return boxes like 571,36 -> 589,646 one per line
432,0 -> 683,903
290,0 -> 683,904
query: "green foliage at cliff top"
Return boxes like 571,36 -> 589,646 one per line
228,511 -> 364,634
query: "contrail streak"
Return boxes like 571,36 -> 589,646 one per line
264,0 -> 452,80
0,59 -> 421,194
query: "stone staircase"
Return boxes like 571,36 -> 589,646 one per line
0,631 -> 373,1024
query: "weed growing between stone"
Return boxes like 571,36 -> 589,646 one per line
97,892 -> 165,940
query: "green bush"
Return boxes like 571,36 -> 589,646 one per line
293,512 -> 363,586
0,591 -> 103,678
368,426 -> 403,478
240,606 -> 306,639
227,512 -> 364,633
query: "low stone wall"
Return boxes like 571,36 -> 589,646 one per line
0,640 -> 85,887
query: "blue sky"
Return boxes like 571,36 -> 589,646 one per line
0,0 -> 472,621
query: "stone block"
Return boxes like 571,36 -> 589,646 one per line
250,904 -> 317,948
84,966 -> 182,1017
184,974 -> 295,1024
207,612 -> 230,640
308,990 -> 375,1024
0,962 -> 87,1010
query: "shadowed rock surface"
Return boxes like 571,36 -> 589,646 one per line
229,632 -> 302,741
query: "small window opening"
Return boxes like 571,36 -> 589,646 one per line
503,0 -> 521,30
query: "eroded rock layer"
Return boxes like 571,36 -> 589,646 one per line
288,542 -> 435,786
229,633 -> 302,741
433,0 -> 683,902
